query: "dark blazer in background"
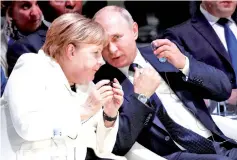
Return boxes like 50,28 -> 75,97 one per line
6,24 -> 47,76
163,10 -> 237,89
94,46 -> 236,160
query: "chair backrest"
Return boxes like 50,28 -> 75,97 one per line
1,97 -> 21,160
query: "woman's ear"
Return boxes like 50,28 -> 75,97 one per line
66,44 -> 76,60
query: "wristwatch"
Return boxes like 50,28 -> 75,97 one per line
134,93 -> 149,104
103,111 -> 118,121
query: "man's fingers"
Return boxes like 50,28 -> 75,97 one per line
134,67 -> 140,79
152,39 -> 173,49
156,51 -> 170,59
154,45 -> 170,55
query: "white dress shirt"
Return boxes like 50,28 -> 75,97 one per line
119,50 -> 212,150
200,6 -> 237,51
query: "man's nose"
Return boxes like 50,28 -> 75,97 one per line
65,0 -> 76,9
109,42 -> 118,54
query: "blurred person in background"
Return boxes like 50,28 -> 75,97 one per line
1,13 -> 124,160
163,1 -> 237,107
1,0 -> 42,77
6,0 -> 83,76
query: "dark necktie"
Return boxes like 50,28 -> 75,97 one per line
217,18 -> 237,86
129,63 -> 216,154
129,63 -> 141,72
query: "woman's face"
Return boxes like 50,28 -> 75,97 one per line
11,0 -> 42,33
68,43 -> 105,85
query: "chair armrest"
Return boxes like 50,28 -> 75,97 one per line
125,142 -> 167,160
212,115 -> 237,141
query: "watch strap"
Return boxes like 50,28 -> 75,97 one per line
103,111 -> 117,121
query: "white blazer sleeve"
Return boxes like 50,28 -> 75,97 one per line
81,109 -> 119,157
4,54 -> 80,141
96,110 -> 119,154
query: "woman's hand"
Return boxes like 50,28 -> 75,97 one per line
81,80 -> 113,120
103,78 -> 124,118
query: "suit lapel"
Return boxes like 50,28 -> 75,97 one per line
191,12 -> 231,63
139,46 -> 179,73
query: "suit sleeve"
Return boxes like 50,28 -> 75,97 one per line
112,95 -> 156,156
175,43 -> 232,101
163,29 -> 232,101
7,39 -> 35,76
95,110 -> 120,157
185,53 -> 231,101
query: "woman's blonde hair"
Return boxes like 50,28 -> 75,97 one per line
42,13 -> 108,58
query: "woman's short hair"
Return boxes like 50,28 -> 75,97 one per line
42,13 -> 108,58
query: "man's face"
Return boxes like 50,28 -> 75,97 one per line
49,0 -> 82,16
202,0 -> 237,17
95,13 -> 138,68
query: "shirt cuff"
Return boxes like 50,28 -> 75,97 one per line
179,56 -> 189,76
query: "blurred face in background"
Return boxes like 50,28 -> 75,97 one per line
202,0 -> 237,18
49,0 -> 83,16
10,0 -> 42,33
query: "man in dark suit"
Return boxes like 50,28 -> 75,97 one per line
163,1 -> 237,105
93,6 -> 237,160
7,0 -> 83,76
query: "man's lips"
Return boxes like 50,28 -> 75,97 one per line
112,56 -> 120,60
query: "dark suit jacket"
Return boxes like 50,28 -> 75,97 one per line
7,24 -> 48,76
163,10 -> 237,89
94,46 -> 236,159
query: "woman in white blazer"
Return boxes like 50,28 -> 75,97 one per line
1,13 -> 125,160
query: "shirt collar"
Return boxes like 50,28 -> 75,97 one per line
200,5 -> 234,26
118,49 -> 146,77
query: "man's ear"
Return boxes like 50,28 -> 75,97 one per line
132,22 -> 139,40
65,44 -> 76,60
